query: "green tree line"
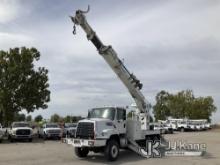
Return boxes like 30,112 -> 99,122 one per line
153,90 -> 217,122
8,113 -> 83,124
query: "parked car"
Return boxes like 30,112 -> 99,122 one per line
8,122 -> 33,142
38,123 -> 62,140
64,123 -> 77,138
0,123 -> 4,143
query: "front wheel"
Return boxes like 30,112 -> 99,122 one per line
8,135 -> 14,142
75,147 -> 89,158
105,139 -> 119,161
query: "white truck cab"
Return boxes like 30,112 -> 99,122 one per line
71,107 -> 160,161
73,107 -> 126,157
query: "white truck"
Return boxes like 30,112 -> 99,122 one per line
167,118 -> 191,132
0,123 -> 4,143
68,7 -> 161,161
64,123 -> 77,138
38,123 -> 62,140
189,119 -> 210,131
8,122 -> 33,142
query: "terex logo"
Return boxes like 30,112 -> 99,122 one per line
139,140 -> 161,158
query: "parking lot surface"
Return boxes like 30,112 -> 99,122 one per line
0,129 -> 220,165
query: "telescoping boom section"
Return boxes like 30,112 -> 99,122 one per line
70,8 -> 149,120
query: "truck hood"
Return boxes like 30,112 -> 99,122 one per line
80,118 -> 112,122
12,127 -> 32,131
44,128 -> 61,131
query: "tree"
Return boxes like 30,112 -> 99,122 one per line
34,115 -> 43,122
26,115 -> 32,122
190,96 -> 216,122
14,113 -> 26,121
153,90 -> 217,122
153,90 -> 170,121
64,115 -> 72,123
72,116 -> 83,123
50,114 -> 62,123
0,47 -> 50,125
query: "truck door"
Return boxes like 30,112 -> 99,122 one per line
115,108 -> 126,134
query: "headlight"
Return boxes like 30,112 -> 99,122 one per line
12,130 -> 16,134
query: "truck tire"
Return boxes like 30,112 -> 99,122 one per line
75,147 -> 89,157
28,138 -> 33,142
10,137 -> 14,143
43,133 -> 47,140
105,139 -> 119,161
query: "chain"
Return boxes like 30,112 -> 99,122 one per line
72,23 -> 76,35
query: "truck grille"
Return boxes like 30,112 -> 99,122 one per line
48,130 -> 60,134
16,129 -> 30,135
76,122 -> 94,139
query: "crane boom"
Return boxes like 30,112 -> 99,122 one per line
70,8 -> 148,115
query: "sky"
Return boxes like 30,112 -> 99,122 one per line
0,0 -> 220,123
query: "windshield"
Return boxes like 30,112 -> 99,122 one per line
12,123 -> 30,128
46,124 -> 59,128
88,108 -> 115,120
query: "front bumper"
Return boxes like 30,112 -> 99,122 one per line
66,138 -> 106,147
46,133 -> 61,138
11,134 -> 32,139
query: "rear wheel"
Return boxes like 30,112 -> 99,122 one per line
105,139 -> 119,161
75,147 -> 89,157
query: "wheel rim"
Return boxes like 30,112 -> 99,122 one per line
111,145 -> 118,158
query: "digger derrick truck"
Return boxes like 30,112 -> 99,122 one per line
69,7 -> 161,161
